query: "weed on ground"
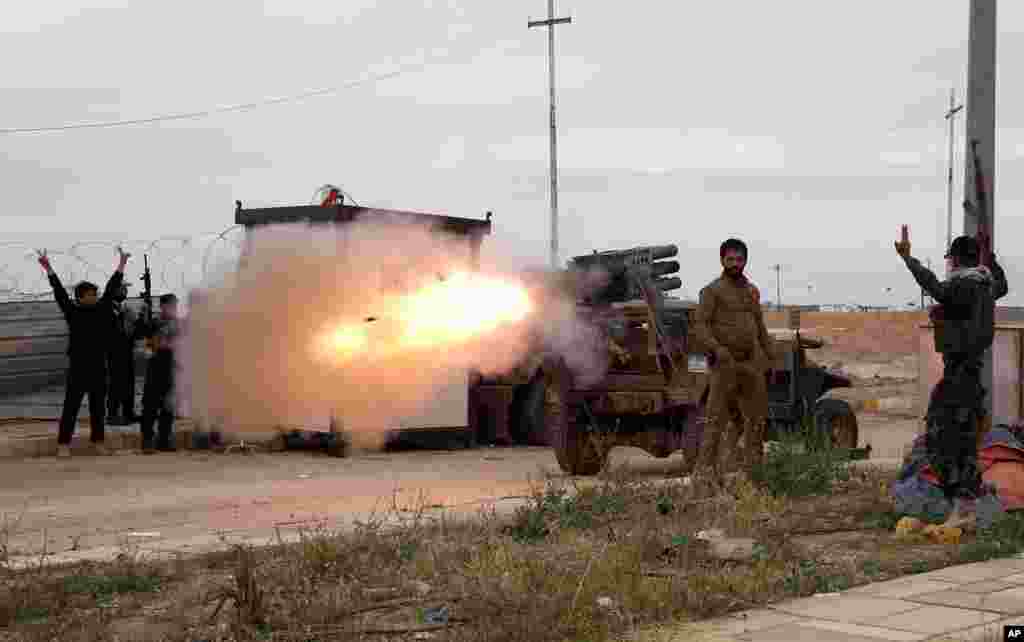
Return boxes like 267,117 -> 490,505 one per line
0,446 -> 1021,641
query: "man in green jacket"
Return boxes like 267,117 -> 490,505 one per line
694,238 -> 774,477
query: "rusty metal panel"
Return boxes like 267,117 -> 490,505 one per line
0,297 -> 158,398
991,328 -> 1022,426
918,324 -> 943,432
919,323 -> 1024,428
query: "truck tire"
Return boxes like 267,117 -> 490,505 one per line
548,395 -> 607,476
813,398 -> 859,450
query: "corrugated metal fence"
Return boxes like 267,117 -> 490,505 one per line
0,297 -> 152,397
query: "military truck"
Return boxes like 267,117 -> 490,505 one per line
470,245 -> 862,475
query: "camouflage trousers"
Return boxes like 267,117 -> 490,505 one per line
925,357 -> 985,501
697,357 -> 768,474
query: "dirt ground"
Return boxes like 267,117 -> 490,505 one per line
0,415 -> 920,571
0,312 -> 928,566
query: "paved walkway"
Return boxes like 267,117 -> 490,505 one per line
676,556 -> 1024,642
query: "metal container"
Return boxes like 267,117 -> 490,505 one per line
919,322 -> 1024,427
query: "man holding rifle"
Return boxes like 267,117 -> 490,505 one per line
137,292 -> 180,454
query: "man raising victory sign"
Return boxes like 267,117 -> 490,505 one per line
896,225 -> 1007,527
38,246 -> 131,458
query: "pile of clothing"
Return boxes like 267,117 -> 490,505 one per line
892,423 -> 1024,528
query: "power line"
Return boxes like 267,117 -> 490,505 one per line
0,70 -> 409,135
0,30 -> 482,135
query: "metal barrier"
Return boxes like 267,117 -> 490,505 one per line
0,297 -> 153,397
919,322 -> 1024,427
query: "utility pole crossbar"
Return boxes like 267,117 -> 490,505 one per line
528,0 -> 572,269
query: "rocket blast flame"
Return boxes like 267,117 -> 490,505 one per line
178,220 -> 608,444
312,270 -> 534,366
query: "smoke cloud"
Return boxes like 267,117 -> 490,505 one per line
176,219 -> 607,446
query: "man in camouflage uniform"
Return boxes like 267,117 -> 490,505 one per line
897,229 -> 1007,526
694,238 -> 774,476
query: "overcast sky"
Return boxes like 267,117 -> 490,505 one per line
1,1 -> 1022,306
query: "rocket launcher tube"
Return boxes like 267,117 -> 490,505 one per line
655,277 -> 682,291
650,260 -> 679,278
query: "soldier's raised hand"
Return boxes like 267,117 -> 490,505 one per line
895,225 -> 911,258
36,249 -> 51,271
116,245 -> 132,267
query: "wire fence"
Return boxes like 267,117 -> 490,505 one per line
0,226 -> 246,303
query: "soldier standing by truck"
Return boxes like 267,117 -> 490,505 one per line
694,238 -> 774,477
896,226 -> 1007,526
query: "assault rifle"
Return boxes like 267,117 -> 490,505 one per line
566,244 -> 686,384
140,254 -> 153,325
137,254 -> 156,353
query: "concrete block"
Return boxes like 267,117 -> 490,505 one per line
737,621 -> 903,641
940,616 -> 1024,642
957,579 -> 1022,593
869,605 -> 1002,635
769,618 -> 927,641
926,560 -> 1024,583
700,609 -> 801,637
771,594 -> 919,622
848,576 -> 958,599
906,588 -> 1024,614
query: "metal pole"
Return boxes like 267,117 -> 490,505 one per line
962,0 -> 997,419
547,0 -> 557,270
528,2 -> 571,269
945,88 -> 963,253
774,264 -> 782,310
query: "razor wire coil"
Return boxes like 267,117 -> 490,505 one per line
0,225 -> 245,302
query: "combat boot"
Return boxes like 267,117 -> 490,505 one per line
695,414 -> 725,478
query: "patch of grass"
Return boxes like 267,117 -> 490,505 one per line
62,573 -> 160,598
861,559 -> 882,578
13,606 -> 49,624
862,510 -> 901,530
507,480 -> 629,544
959,510 -> 1024,563
3,459 -> 1019,642
751,427 -> 852,498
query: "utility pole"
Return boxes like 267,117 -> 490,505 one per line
773,264 -> 782,310
944,88 -> 964,254
963,0 -> 997,419
528,0 -> 571,269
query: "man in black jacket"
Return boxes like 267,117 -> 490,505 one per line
896,228 -> 1008,526
138,293 -> 179,453
38,247 -> 131,457
106,283 -> 139,425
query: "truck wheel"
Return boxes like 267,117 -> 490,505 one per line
548,396 -> 607,476
813,398 -> 859,450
